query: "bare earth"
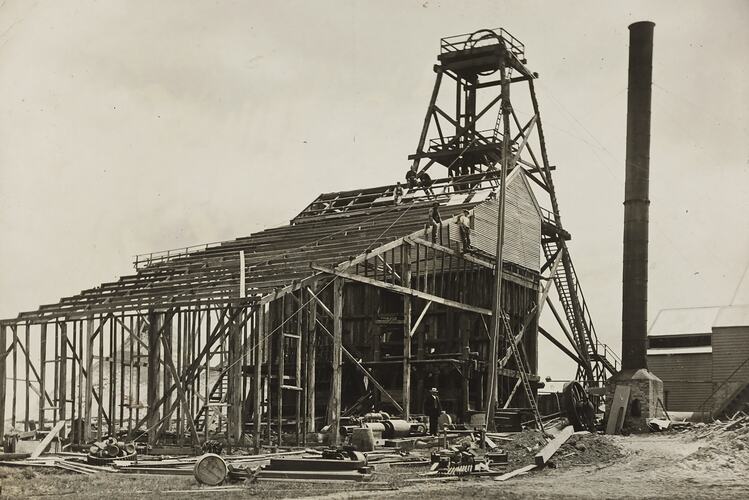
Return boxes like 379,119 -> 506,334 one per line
2,432 -> 748,499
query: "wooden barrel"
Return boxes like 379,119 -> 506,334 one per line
193,453 -> 227,486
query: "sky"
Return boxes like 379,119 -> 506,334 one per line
1,0 -> 748,382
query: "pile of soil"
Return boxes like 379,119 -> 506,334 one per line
504,430 -> 623,469
505,429 -> 548,468
553,432 -> 624,466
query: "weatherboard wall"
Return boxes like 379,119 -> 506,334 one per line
461,171 -> 542,272
647,352 -> 714,411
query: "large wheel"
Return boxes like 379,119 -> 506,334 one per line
563,381 -> 596,432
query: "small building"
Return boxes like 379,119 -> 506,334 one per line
647,304 -> 749,416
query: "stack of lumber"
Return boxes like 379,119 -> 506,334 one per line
0,452 -> 114,474
253,450 -> 373,482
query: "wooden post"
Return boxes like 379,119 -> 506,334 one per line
277,300 -> 285,446
253,307 -> 263,453
416,315 -> 425,414
227,307 -> 243,445
0,324 -> 7,440
328,279 -> 343,446
70,321 -> 77,430
84,316 -> 94,442
97,316 -> 104,440
24,322 -> 30,431
39,323 -> 47,429
295,294 -> 302,445
305,289 -> 317,434
460,314 -> 471,418
147,310 -> 162,445
372,290 -> 382,411
58,323 -> 68,439
119,314 -> 125,434
77,321 -> 84,443
162,314 -> 172,436
11,324 -> 17,430
402,245 -> 412,418
265,307 -> 272,445
485,58 -> 512,431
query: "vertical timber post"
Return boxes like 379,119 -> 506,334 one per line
295,295 -> 302,445
305,288 -> 317,434
402,245 -> 412,418
39,323 -> 47,429
485,47 -> 512,431
58,322 -> 68,438
162,315 -> 172,435
147,310 -> 162,446
277,300 -> 285,446
228,307 -> 243,445
0,324 -> 6,440
253,306 -> 264,453
328,279 -> 343,446
84,316 -> 94,442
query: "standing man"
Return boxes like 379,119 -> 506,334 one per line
427,202 -> 441,243
457,209 -> 472,253
394,182 -> 404,205
424,387 -> 443,436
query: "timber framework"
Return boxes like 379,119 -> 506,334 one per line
0,28 -> 620,449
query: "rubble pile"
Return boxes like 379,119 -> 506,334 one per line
684,413 -> 749,470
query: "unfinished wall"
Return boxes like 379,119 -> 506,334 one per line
465,171 -> 542,272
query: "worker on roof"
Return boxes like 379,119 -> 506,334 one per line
487,189 -> 497,201
418,171 -> 434,198
427,202 -> 441,243
457,209 -> 472,253
405,169 -> 418,189
424,387 -> 443,436
394,182 -> 404,205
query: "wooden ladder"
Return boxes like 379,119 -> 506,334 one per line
501,311 -> 544,432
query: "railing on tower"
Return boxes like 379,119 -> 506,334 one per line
440,28 -> 525,58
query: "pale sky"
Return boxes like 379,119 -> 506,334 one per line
1,0 -> 747,380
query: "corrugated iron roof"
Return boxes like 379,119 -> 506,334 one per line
648,307 -> 721,337
714,305 -> 749,328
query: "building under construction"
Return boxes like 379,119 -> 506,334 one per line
0,29 -> 621,449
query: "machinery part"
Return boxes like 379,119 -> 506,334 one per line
380,419 -> 426,438
194,453 -> 228,486
563,381 -> 596,432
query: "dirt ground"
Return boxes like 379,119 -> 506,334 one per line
2,431 -> 748,499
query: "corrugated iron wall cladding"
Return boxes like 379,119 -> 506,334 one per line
647,353 -> 713,382
464,175 -> 541,271
662,381 -> 715,412
712,326 -> 749,384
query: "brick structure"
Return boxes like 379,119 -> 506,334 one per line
605,368 -> 664,433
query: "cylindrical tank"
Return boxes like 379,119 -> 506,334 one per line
381,419 -> 413,439
622,21 -> 655,370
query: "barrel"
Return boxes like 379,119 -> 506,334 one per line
351,427 -> 375,452
193,453 -> 227,486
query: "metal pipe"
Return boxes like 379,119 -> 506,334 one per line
622,21 -> 655,370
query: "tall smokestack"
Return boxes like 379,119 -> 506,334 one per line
622,21 -> 654,370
